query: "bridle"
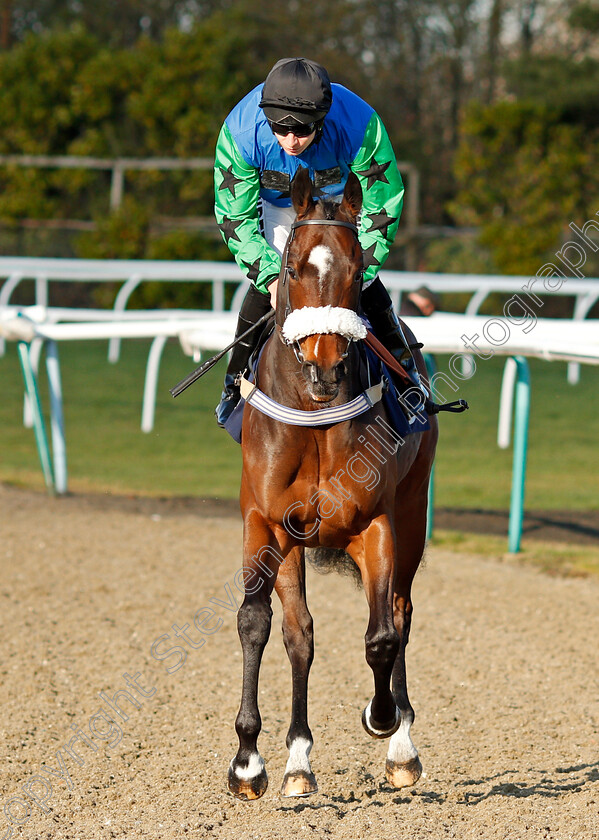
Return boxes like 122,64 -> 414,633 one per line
239,215 -> 392,426
278,217 -> 363,364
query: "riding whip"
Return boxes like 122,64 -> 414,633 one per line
170,310 -> 274,398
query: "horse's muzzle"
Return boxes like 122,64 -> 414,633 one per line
298,333 -> 350,401
302,359 -> 347,402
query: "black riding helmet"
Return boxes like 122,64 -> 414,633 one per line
259,58 -> 333,127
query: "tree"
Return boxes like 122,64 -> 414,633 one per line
450,101 -> 598,273
448,0 -> 599,272
0,26 -> 104,221
485,0 -> 504,103
5,0 -> 221,47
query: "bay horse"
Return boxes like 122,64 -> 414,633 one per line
229,167 -> 438,800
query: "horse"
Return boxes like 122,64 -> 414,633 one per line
228,166 -> 438,800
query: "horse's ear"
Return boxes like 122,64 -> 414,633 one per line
291,167 -> 316,219
339,172 -> 362,223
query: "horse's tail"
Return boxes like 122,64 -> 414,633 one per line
306,548 -> 362,587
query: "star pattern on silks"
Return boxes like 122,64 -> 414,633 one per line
218,165 -> 244,198
355,157 -> 391,189
361,243 -> 381,270
217,215 -> 244,244
365,209 -> 398,240
241,257 -> 263,284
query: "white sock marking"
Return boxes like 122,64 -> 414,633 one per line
284,737 -> 313,775
387,714 -> 418,764
231,752 -> 265,780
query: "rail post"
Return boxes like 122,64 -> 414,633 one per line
17,341 -> 55,493
498,356 -> 531,553
45,340 -> 67,494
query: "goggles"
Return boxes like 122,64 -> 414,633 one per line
268,120 -> 318,138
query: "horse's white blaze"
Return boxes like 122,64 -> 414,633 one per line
284,737 -> 313,775
230,752 -> 265,780
308,244 -> 334,288
386,714 -> 418,765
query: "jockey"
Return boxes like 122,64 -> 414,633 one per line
214,57 -> 426,427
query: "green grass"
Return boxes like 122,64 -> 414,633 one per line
0,339 -> 598,510
432,353 -> 599,510
431,530 -> 599,578
0,339 -> 241,497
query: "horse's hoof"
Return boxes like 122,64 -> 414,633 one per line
281,770 -> 318,797
385,756 -> 422,788
228,758 -> 268,800
361,701 -> 401,739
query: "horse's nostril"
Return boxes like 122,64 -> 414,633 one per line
335,361 -> 347,381
303,362 -> 319,384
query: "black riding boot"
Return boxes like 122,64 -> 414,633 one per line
361,276 -> 428,397
215,284 -> 273,428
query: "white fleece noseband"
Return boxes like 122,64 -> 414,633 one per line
282,306 -> 367,344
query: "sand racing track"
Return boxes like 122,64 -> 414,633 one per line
0,484 -> 598,840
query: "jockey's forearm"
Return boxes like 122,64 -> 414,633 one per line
214,123 -> 281,293
350,113 -> 404,283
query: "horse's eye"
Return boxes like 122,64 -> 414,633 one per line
288,266 -> 297,280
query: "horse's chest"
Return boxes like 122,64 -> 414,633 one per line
264,441 -> 398,541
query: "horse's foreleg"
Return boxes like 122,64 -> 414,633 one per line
385,492 -> 429,789
229,593 -> 272,800
228,516 -> 281,800
385,588 -> 422,788
349,519 -> 400,739
275,546 -> 317,797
